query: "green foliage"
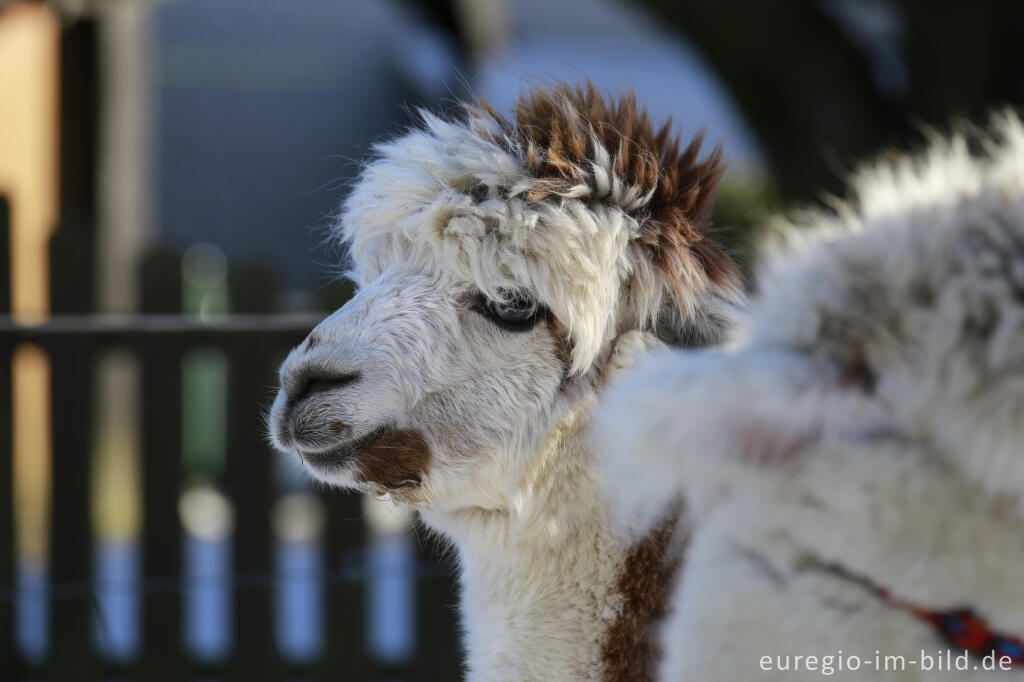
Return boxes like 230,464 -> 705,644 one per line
712,177 -> 781,283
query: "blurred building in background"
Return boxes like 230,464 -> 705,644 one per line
153,0 -> 761,295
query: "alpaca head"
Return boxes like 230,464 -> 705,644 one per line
269,83 -> 741,509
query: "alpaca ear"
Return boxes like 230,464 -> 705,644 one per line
601,330 -> 667,384
654,294 -> 737,349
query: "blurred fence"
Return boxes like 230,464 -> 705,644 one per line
0,197 -> 463,681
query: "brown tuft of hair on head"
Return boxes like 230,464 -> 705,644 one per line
470,82 -> 739,299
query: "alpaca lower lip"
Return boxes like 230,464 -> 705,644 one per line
300,442 -> 358,467
299,425 -> 391,468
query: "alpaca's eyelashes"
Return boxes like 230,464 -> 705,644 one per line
474,289 -> 546,332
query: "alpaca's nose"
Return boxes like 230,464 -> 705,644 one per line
286,369 -> 361,408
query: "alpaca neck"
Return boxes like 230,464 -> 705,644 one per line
421,402 -> 627,681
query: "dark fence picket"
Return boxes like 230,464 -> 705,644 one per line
0,196 -> 15,678
318,491 -> 368,682
46,20 -> 98,675
414,532 -> 463,682
224,265 -> 283,680
138,250 -> 185,680
45,222 -> 96,681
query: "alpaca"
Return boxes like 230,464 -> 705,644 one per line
268,83 -> 742,680
596,114 -> 1024,680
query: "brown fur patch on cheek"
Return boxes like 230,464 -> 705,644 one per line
601,514 -> 683,682
353,429 -> 432,490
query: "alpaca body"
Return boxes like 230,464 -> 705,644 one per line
598,114 -> 1024,680
269,84 -> 740,679
658,428 -> 1023,681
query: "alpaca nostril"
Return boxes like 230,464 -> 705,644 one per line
288,371 -> 361,407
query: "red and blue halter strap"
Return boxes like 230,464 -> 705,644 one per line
821,562 -> 1024,667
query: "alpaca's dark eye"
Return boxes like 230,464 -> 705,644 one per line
488,291 -> 537,321
476,289 -> 543,331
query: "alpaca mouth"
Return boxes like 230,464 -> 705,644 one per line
299,424 -> 432,491
299,424 -> 393,469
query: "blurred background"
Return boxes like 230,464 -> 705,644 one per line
1,0 -> 1022,680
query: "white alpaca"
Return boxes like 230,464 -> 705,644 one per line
268,84 -> 742,680
597,114 -> 1024,680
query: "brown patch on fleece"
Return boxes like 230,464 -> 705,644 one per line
353,429 -> 431,490
601,515 -> 683,681
469,82 -> 740,303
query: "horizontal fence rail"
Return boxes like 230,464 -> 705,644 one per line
0,313 -> 326,338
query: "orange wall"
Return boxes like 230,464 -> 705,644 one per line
0,2 -> 59,323
0,2 -> 59,565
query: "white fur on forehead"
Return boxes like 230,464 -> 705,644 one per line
340,114 -> 628,373
337,98 -> 732,374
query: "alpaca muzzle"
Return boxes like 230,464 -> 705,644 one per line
270,328 -> 433,492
